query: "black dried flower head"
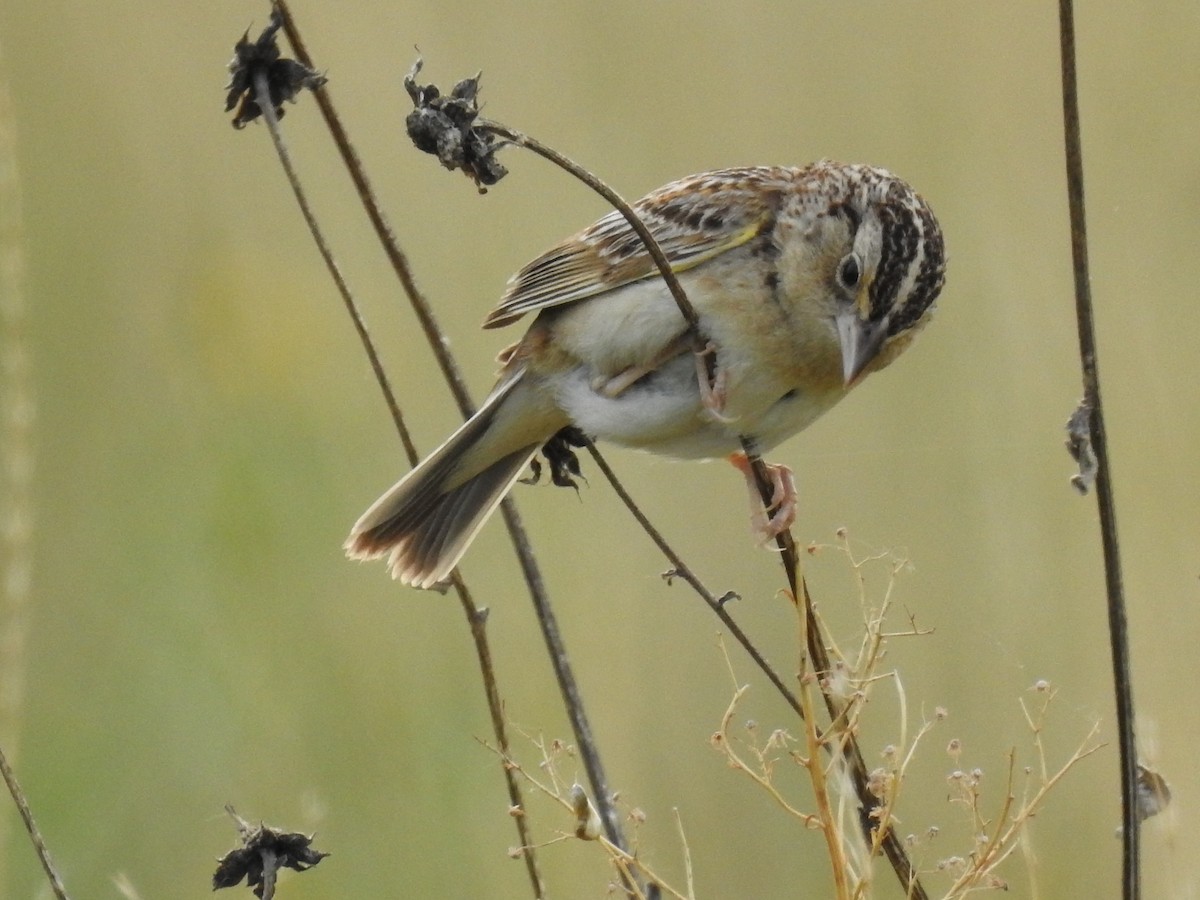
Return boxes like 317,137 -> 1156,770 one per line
404,58 -> 508,191
213,807 -> 328,897
226,12 -> 326,129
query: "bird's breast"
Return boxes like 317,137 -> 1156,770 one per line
546,351 -> 847,460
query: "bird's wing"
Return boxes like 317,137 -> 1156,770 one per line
483,167 -> 795,329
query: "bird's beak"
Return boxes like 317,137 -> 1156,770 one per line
835,307 -> 889,387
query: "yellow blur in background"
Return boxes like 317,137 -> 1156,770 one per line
0,2 -> 1196,897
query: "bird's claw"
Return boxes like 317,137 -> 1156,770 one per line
729,452 -> 797,542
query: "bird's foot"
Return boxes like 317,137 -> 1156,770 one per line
728,452 -> 797,542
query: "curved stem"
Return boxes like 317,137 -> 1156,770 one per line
477,121 -> 702,335
585,444 -> 804,717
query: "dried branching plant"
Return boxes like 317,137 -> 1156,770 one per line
710,535 -> 1103,899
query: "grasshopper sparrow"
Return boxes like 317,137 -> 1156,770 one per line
347,161 -> 946,588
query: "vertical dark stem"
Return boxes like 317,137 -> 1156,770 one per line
248,63 -> 548,896
1057,2 -> 1139,896
269,1 -> 631,878
497,501 -> 625,852
451,571 -> 547,898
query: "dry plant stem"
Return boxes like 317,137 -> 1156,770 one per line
738,443 -> 926,899
716,686 -> 812,822
1020,692 -> 1054,785
869,690 -> 935,865
595,435 -> 924,896
269,3 -> 632,877
945,726 -> 1103,897
487,736 -> 688,900
271,0 -> 474,411
599,838 -> 676,900
0,744 -> 69,900
1057,2 -> 1139,895
835,548 -> 928,868
248,68 -> 547,896
478,121 -> 702,335
801,580 -> 924,899
493,498 -> 630,859
795,613 -> 853,900
584,444 -> 804,717
673,809 -> 695,900
248,75 -> 415,459
446,570 -> 546,888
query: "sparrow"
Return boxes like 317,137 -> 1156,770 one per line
346,161 -> 946,588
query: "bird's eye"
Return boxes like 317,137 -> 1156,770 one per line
837,254 -> 861,291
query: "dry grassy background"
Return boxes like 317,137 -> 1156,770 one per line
0,2 -> 1197,897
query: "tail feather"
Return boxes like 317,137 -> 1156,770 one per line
382,446 -> 537,588
346,371 -> 560,588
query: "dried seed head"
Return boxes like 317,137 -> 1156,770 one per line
225,13 -> 326,129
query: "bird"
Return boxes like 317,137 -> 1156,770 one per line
345,161 -> 946,588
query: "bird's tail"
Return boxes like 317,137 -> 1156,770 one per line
345,371 -> 560,589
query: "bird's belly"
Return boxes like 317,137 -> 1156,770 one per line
552,354 -> 845,460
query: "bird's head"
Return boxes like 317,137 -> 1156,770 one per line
813,162 -> 947,386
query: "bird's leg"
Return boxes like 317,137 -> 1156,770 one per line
728,451 -> 797,541
591,332 -> 693,398
695,341 -> 735,422
592,362 -> 656,398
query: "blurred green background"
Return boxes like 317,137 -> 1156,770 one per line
0,2 -> 1196,897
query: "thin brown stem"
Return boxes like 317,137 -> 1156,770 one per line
494,494 -> 632,863
737,439 -> 927,899
248,70 -> 415,460
477,121 -> 702,336
271,2 -> 474,414
0,743 -> 69,900
584,444 -> 803,718
269,3 -> 632,881
446,570 -> 544,894
249,64 -> 546,896
1057,2 -> 1138,895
